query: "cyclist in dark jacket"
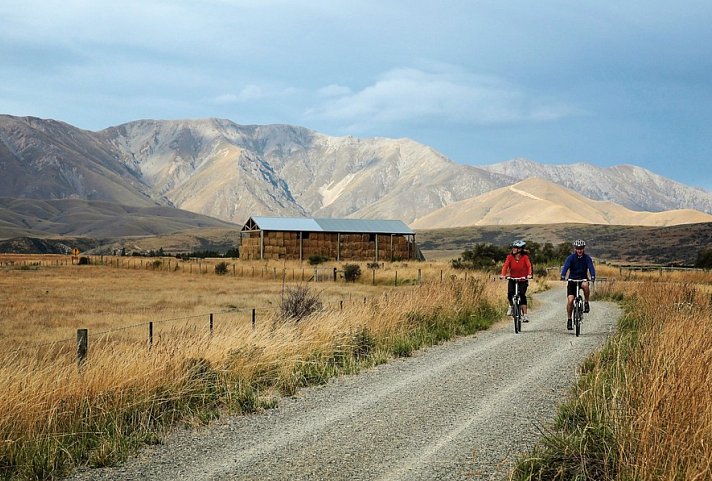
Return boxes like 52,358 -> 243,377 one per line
560,239 -> 596,330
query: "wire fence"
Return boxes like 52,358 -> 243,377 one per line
0,293 -> 401,368
1,255 -> 434,285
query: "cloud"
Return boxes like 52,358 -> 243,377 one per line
212,84 -> 300,104
305,67 -> 583,132
317,84 -> 353,98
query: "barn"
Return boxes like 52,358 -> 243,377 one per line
240,216 -> 419,261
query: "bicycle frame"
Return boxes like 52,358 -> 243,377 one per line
566,279 -> 588,337
507,276 -> 528,334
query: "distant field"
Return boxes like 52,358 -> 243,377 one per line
0,254 -> 460,350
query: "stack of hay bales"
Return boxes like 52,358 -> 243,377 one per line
302,232 -> 335,259
240,232 -> 262,260
240,229 -> 414,261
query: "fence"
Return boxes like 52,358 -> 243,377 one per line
3,293 -> 400,369
0,255 -> 432,286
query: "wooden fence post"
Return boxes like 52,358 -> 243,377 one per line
148,322 -> 153,351
394,270 -> 398,286
418,268 -> 421,284
210,313 -> 214,335
77,329 -> 88,368
252,309 -> 256,329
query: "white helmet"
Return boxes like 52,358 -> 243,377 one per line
511,240 -> 526,248
573,239 -> 586,248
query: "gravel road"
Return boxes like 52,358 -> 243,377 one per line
68,284 -> 619,481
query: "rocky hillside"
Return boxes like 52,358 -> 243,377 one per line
2,115 -> 712,228
480,158 -> 712,214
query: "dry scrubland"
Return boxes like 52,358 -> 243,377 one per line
513,265 -> 712,480
0,254 -> 501,480
2,256 -> 711,481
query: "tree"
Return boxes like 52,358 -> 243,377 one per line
695,248 -> 712,269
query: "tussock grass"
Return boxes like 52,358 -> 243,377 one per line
0,257 -> 501,480
511,266 -> 712,481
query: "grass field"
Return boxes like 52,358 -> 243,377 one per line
4,254 -> 709,480
511,265 -> 712,480
0,254 -> 502,480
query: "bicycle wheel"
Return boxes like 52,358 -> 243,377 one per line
512,301 -> 521,334
574,298 -> 582,337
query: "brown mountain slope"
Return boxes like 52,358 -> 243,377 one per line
410,178 -> 712,229
0,198 -> 238,239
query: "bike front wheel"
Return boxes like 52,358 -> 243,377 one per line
512,303 -> 521,334
573,299 -> 582,337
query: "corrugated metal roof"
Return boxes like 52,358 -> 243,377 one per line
246,216 -> 322,232
315,218 -> 413,234
242,216 -> 413,234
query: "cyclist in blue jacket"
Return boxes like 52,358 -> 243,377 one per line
560,239 -> 596,330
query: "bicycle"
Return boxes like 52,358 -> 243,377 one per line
566,278 -> 591,337
506,276 -> 529,334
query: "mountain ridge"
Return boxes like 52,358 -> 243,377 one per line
2,114 -> 711,229
410,177 -> 712,228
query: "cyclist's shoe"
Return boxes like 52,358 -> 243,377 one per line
506,306 -> 512,316
567,319 -> 573,330
523,315 -> 529,323
584,302 -> 590,313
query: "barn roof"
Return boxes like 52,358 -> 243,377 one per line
241,216 -> 414,235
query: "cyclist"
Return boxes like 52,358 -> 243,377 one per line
500,240 -> 533,322
560,239 -> 596,330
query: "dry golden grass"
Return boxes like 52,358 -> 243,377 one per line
515,265 -> 712,480
0,255 -> 502,480
1,255 -> 448,350
607,279 -> 712,480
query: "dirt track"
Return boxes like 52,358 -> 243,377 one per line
68,284 -> 619,481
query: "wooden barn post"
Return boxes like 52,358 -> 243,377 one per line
260,230 -> 265,260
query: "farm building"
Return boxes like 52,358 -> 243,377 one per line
240,216 -> 420,261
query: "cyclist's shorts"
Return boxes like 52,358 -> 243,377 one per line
567,280 -> 586,297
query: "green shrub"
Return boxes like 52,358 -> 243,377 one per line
342,264 -> 361,282
308,255 -> 329,265
695,248 -> 712,268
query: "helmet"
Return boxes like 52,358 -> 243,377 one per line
511,240 -> 526,248
573,239 -> 586,248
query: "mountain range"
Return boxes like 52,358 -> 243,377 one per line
1,114 -> 712,241
411,177 -> 712,229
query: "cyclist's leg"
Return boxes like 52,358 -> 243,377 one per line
507,280 -> 515,314
520,282 -> 529,320
566,281 -> 575,329
582,281 -> 591,312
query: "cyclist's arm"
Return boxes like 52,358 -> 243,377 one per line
525,255 -> 533,278
500,255 -> 511,278
560,255 -> 571,280
587,255 -> 596,279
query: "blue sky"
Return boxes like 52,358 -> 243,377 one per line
2,0 -> 711,191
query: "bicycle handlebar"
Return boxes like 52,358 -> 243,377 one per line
564,278 -> 593,282
504,276 -> 531,281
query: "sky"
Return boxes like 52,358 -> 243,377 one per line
1,0 -> 711,191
